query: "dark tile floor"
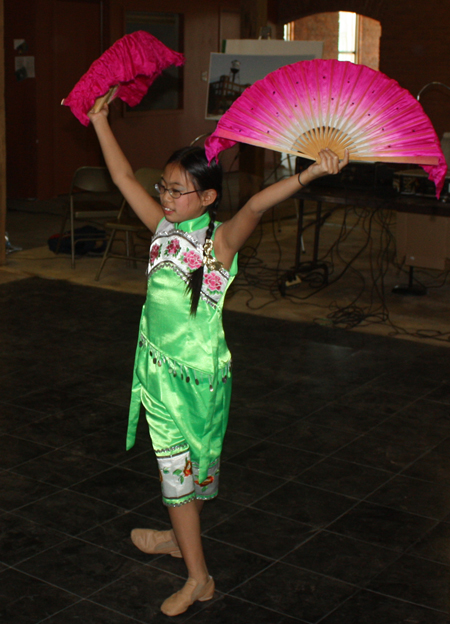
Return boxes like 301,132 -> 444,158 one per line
1,276 -> 450,623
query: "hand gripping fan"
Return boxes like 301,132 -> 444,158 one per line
62,31 -> 185,126
205,59 -> 447,197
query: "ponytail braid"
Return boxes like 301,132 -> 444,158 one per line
187,204 -> 219,315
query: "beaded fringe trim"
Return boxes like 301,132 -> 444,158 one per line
163,490 -> 218,507
138,334 -> 232,391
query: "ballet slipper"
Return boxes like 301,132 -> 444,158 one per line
161,576 -> 215,617
130,528 -> 182,558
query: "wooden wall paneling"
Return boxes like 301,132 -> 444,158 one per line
35,0 -> 55,199
4,0 -> 38,199
240,0 -> 267,39
219,8 -> 240,50
238,0 -> 268,205
0,0 -> 5,264
52,0 -> 104,196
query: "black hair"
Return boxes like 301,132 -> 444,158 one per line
166,146 -> 223,315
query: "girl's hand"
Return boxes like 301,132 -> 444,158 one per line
88,101 -> 109,124
302,148 -> 349,184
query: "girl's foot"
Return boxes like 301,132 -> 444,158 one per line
161,576 -> 215,616
130,528 -> 182,558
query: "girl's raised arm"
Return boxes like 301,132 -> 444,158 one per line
214,148 -> 349,269
89,105 -> 164,232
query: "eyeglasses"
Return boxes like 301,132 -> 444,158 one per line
154,183 -> 199,200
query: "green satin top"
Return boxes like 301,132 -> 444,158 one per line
142,213 -> 237,373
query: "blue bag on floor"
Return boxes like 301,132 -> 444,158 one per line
48,225 -> 107,255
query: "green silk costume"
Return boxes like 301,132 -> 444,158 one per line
126,212 -> 238,486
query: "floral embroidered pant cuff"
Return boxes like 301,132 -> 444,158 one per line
156,445 -> 220,506
144,403 -> 221,507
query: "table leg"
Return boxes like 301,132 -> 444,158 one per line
279,198 -> 329,295
392,265 -> 427,296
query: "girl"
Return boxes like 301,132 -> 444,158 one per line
89,104 -> 348,617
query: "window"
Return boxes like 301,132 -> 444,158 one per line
338,12 -> 358,63
284,22 -> 294,41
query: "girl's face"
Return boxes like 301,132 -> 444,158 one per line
159,163 -> 215,223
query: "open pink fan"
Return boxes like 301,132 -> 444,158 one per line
62,31 -> 184,126
205,59 -> 447,197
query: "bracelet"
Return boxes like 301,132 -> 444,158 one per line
298,172 -> 307,188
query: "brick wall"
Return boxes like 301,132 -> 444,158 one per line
293,12 -> 339,60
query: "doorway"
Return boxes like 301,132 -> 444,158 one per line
286,11 -> 381,70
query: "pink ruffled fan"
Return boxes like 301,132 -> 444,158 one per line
62,31 -> 184,126
205,59 -> 447,197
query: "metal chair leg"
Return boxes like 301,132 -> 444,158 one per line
95,227 -> 118,281
55,209 -> 69,254
70,199 -> 76,269
126,231 -> 138,269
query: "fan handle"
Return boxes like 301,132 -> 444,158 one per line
91,86 -> 119,113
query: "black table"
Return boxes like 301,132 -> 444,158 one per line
279,185 -> 450,295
